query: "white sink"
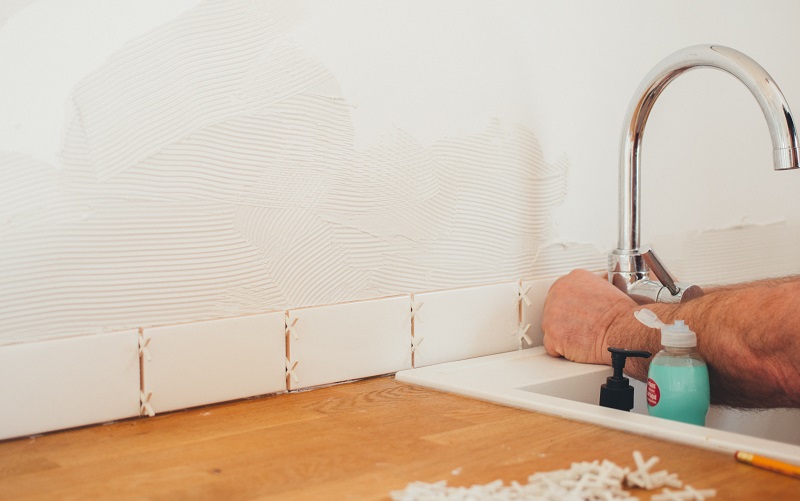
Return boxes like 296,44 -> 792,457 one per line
395,347 -> 800,464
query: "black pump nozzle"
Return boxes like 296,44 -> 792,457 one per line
599,347 -> 652,411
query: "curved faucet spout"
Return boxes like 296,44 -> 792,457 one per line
610,45 -> 800,300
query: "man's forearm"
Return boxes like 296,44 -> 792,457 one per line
607,277 -> 800,408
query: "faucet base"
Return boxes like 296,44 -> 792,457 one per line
608,249 -> 648,293
608,248 -> 704,303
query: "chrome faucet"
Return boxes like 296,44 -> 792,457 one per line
609,45 -> 800,303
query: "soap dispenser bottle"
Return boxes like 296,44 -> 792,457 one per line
599,347 -> 652,411
635,309 -> 710,426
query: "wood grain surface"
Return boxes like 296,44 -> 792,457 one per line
0,376 -> 797,500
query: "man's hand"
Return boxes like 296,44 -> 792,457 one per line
542,270 -> 800,407
541,269 -> 637,366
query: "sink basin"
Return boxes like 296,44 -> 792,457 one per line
395,347 -> 800,464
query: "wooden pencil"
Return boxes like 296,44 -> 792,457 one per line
734,451 -> 800,479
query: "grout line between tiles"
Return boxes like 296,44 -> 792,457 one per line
518,279 -> 524,350
138,328 -> 145,399
410,294 -> 416,369
284,311 -> 292,391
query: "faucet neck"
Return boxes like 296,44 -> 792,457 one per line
617,45 -> 800,252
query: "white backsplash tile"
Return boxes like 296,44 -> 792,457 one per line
412,282 -> 520,368
0,330 -> 140,440
286,296 -> 412,390
0,279 -> 555,439
141,312 -> 286,414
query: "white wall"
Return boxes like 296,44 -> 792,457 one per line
3,0 -> 800,345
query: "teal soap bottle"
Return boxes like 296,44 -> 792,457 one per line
634,310 -> 710,426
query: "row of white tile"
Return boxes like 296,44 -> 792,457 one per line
0,278 -> 556,440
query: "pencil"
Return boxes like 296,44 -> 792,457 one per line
734,451 -> 800,479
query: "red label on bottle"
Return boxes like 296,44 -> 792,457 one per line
647,378 -> 660,406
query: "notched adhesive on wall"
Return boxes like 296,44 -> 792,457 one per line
651,221 -> 800,286
0,0 -> 583,343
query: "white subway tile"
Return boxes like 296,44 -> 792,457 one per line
413,282 -> 519,367
0,330 -> 140,440
287,296 -> 411,390
142,312 -> 286,414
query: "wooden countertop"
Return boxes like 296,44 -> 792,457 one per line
0,376 -> 797,499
